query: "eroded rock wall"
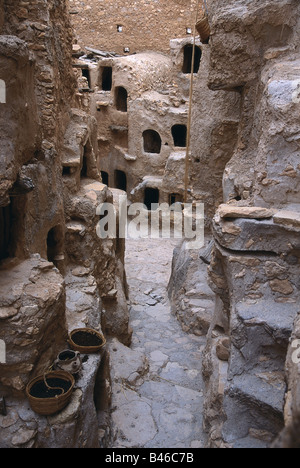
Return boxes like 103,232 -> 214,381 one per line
169,0 -> 300,449
0,0 -> 129,448
207,0 -> 300,207
200,0 -> 300,448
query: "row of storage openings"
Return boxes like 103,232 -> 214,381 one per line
100,171 -> 182,210
97,45 -> 201,103
101,170 -> 127,192
99,45 -> 202,92
99,67 -> 128,112
143,125 -> 187,154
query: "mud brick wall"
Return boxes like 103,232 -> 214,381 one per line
69,0 -> 200,54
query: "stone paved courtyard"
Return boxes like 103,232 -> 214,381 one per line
108,238 -> 207,448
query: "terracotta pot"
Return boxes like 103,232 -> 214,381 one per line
54,349 -> 82,375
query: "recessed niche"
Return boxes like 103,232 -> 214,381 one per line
169,193 -> 183,205
101,171 -> 109,186
47,225 -> 64,266
0,196 -> 25,262
172,125 -> 187,147
0,205 -> 11,261
115,86 -> 128,112
62,166 -> 72,176
81,141 -> 93,178
114,170 -> 127,192
143,130 -> 162,154
101,67 -> 113,91
144,188 -> 160,211
82,68 -> 91,88
182,45 -> 202,74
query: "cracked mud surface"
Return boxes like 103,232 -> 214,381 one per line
108,238 -> 207,448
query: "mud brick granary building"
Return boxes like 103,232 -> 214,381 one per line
0,0 -> 300,449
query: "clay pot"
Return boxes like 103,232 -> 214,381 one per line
54,349 -> 82,375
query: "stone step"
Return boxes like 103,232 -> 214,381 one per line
236,299 -> 298,341
230,299 -> 298,378
223,298 -> 295,446
222,371 -> 286,447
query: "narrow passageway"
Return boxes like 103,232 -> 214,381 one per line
121,237 -> 207,448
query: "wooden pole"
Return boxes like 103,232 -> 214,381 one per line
184,0 -> 201,204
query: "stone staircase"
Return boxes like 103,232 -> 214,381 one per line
204,210 -> 300,448
220,297 -> 300,447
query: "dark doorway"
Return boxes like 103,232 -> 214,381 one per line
81,141 -> 93,178
172,125 -> 187,147
143,130 -> 162,154
81,152 -> 88,178
101,67 -> 112,91
101,171 -> 109,186
182,45 -> 202,74
115,170 -> 127,192
144,188 -> 159,211
0,205 -> 11,261
62,166 -> 72,176
82,68 -> 91,88
47,225 -> 63,266
115,86 -> 128,112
